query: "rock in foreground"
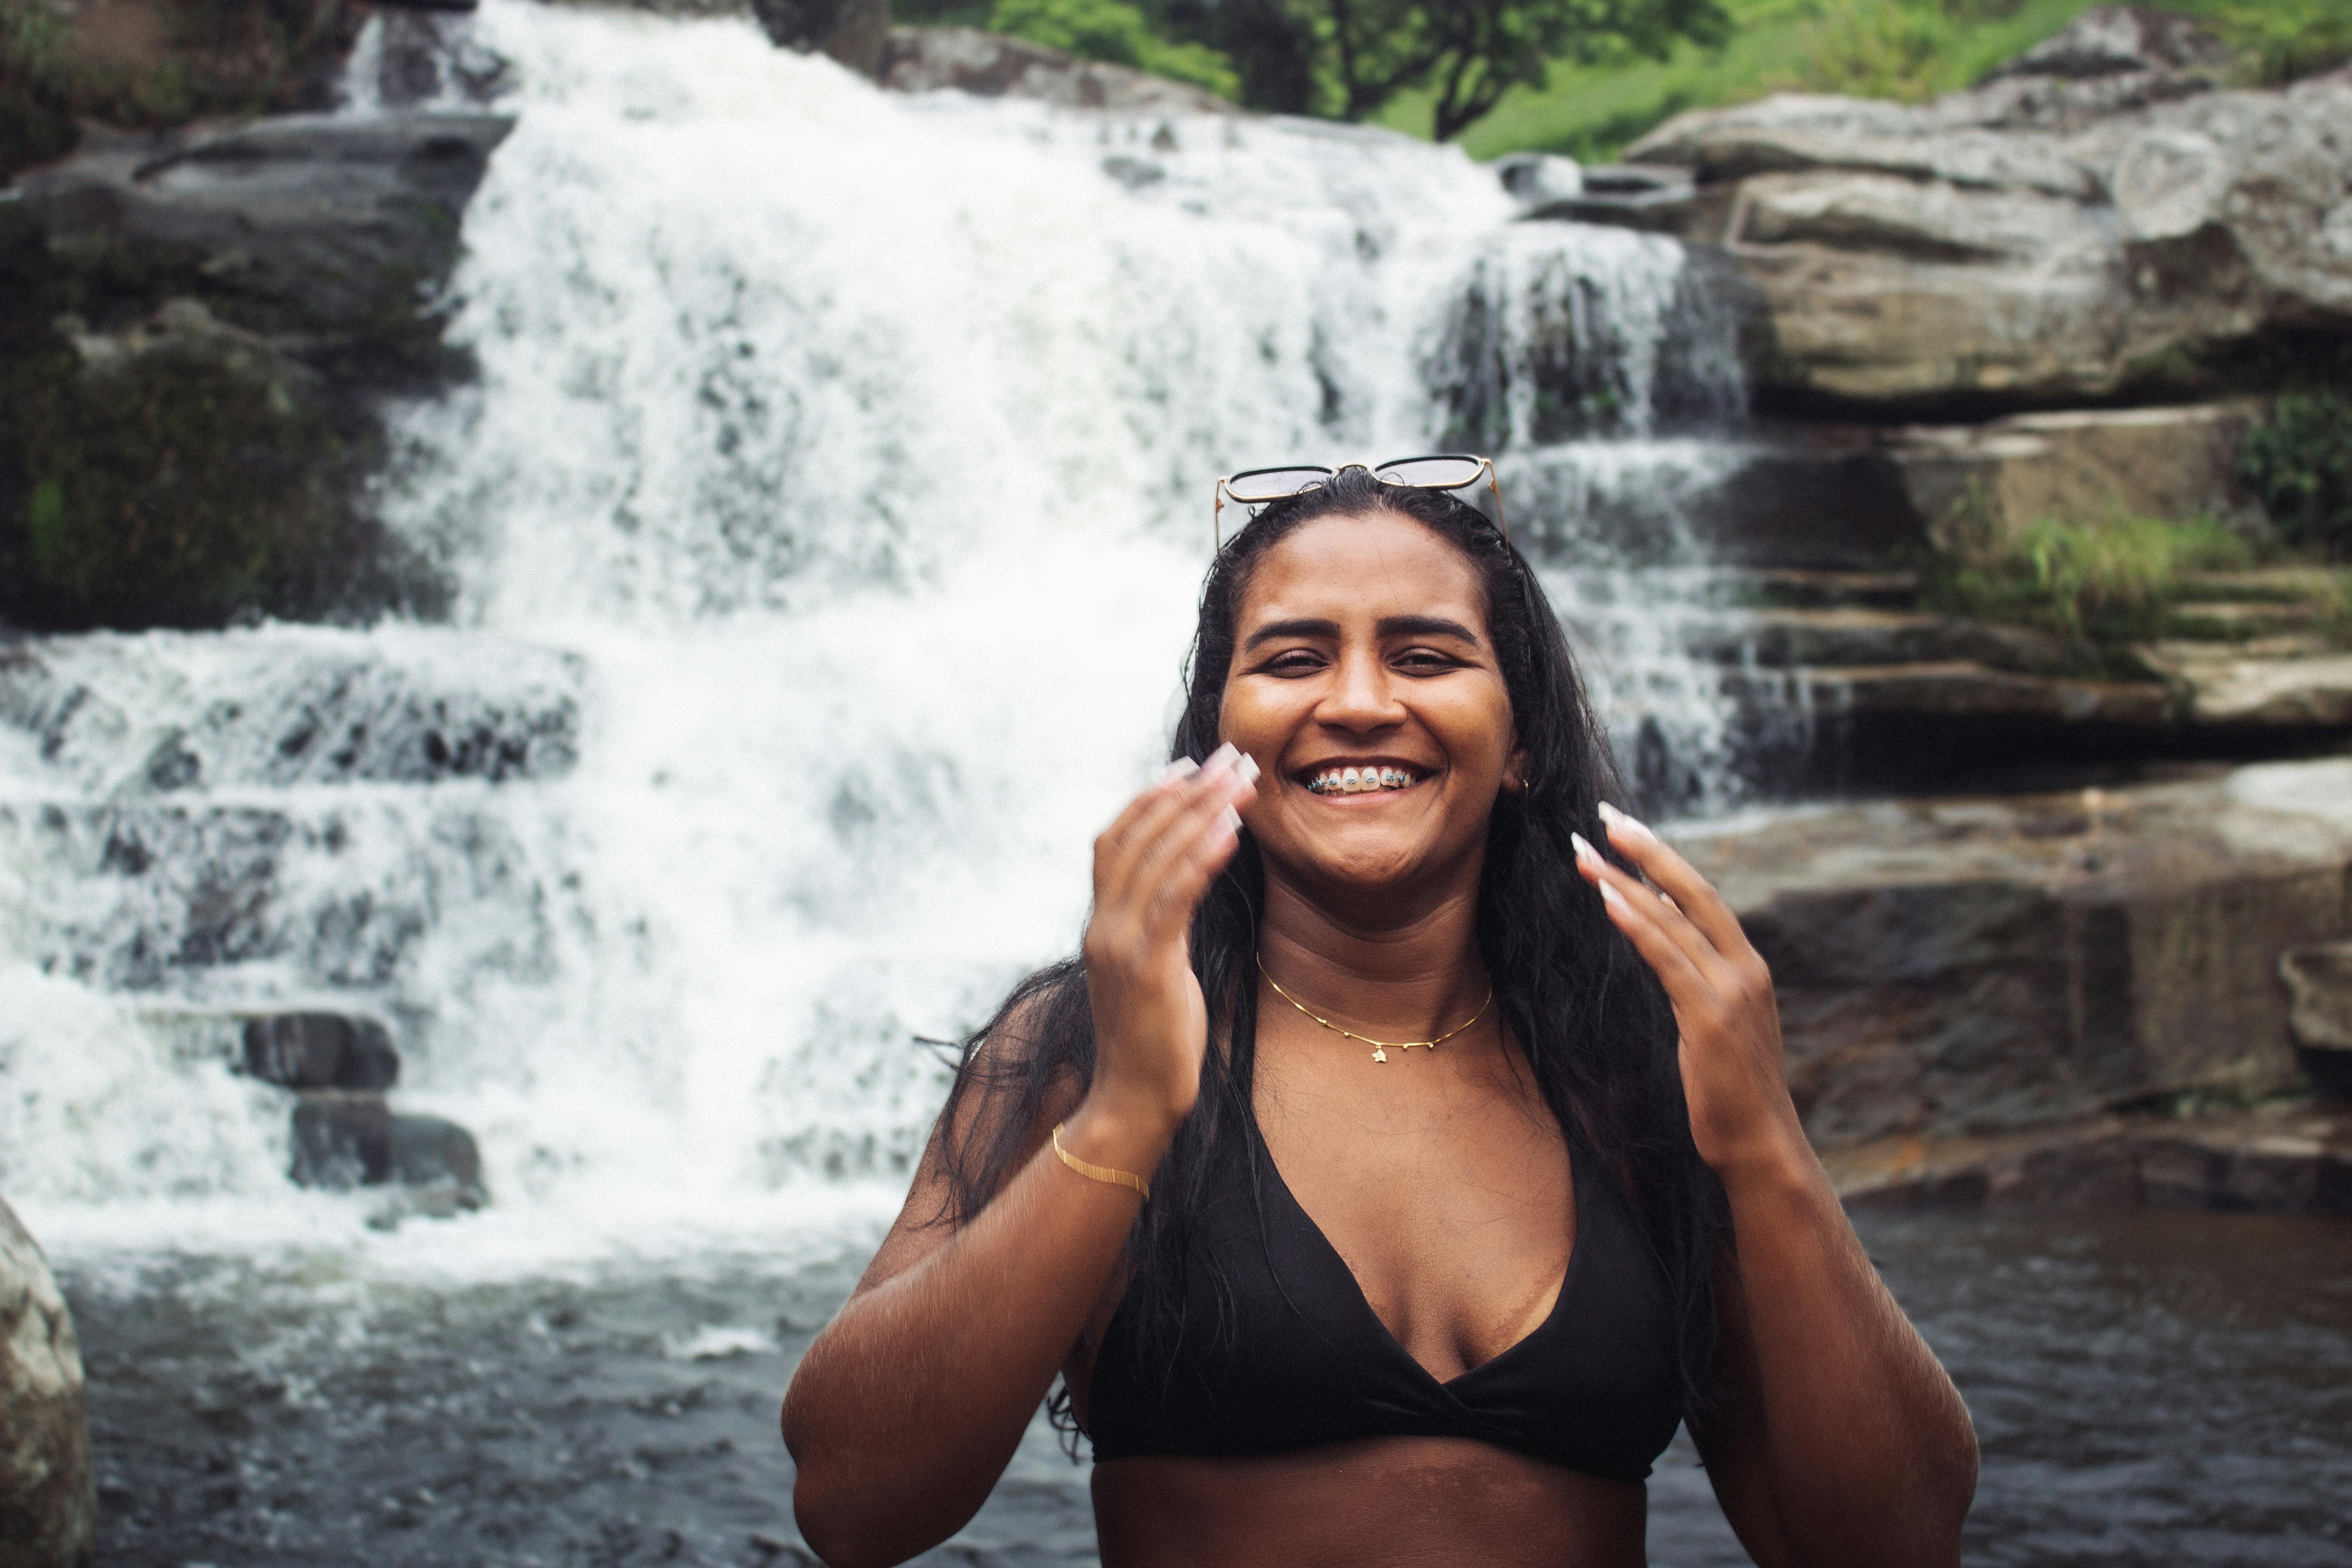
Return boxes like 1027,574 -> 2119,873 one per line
0,1196 -> 94,1568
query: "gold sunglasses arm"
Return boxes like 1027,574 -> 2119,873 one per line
1482,456 -> 1507,543
1214,476 -> 1231,552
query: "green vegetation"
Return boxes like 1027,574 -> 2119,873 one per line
2240,390 -> 2352,559
902,0 -> 1731,138
986,0 -> 1239,96
0,0 -> 360,183
0,326 -> 349,630
897,0 -> 2351,152
1374,0 -> 2352,160
1923,515 -> 2254,647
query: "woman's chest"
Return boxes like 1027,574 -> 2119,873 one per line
1250,1044 -> 1574,1383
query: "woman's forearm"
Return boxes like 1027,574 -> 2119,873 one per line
781,1098 -> 1171,1568
1717,1141 -> 1978,1567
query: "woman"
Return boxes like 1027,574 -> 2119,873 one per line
781,462 -> 1977,1568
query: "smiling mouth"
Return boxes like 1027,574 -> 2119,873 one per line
1304,765 -> 1424,796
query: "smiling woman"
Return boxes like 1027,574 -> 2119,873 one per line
779,466 -> 1980,1568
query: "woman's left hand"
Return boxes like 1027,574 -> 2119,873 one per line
1572,804 -> 1807,1179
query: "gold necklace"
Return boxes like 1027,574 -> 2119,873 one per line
1254,952 -> 1493,1064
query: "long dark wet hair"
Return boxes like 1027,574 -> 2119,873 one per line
933,467 -> 1729,1436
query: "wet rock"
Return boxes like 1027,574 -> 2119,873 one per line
289,1094 -> 486,1206
2,109 -> 512,630
1606,9 -> 2352,415
0,1196 -> 96,1568
242,1013 -> 400,1091
750,0 -> 889,78
1681,758 -> 2352,1146
2281,940 -> 2352,1098
390,1115 -> 485,1199
15,112 -> 514,364
290,1092 -> 395,1188
1495,152 -> 1582,208
1830,1103 -> 2352,1215
877,27 -> 1236,114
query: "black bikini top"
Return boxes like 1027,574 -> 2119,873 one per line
1082,1107 -> 1684,1483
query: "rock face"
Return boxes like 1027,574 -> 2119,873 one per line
1882,402 -> 2266,549
0,1196 -> 94,1568
0,110 -> 513,630
878,27 -> 1237,114
1605,6 -> 2352,415
2281,939 -> 2352,1096
1680,757 -> 2352,1147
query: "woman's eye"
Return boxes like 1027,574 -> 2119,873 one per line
1395,649 -> 1460,673
1263,651 -> 1325,675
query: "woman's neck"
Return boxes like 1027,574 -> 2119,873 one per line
1255,870 -> 1489,1042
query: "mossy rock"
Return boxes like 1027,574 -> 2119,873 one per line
1,0 -> 366,184
0,299 -> 422,631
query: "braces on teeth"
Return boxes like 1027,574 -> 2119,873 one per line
1308,766 -> 1416,795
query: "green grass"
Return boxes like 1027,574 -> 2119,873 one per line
1922,515 -> 2257,647
1370,0 -> 2352,162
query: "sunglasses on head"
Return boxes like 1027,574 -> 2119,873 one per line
1213,455 -> 1505,550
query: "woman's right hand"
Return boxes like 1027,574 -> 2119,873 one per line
1077,742 -> 1258,1141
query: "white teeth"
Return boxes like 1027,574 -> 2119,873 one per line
1342,767 -> 1362,792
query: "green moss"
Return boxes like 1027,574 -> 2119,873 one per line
0,331 -> 348,630
1922,515 -> 2255,648
2240,389 -> 2352,559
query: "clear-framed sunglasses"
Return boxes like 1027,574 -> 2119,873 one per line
1214,455 -> 1504,549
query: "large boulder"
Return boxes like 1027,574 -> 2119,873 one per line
1605,7 -> 2352,416
1680,757 -> 2352,1146
0,1196 -> 94,1568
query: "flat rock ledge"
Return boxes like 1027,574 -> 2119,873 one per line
1827,1103 -> 2352,1215
0,1196 -> 95,1568
1679,756 -> 2352,1147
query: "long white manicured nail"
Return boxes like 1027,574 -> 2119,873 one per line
1236,753 -> 1261,785
1598,801 -> 1655,841
1205,741 -> 1239,775
1159,758 -> 1199,784
1598,880 -> 1629,911
1220,804 -> 1243,833
1570,832 -> 1599,865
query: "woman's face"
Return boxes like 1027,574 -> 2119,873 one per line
1219,510 -> 1522,911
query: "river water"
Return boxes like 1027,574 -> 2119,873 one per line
58,1208 -> 2352,1566
6,1 -> 2350,1562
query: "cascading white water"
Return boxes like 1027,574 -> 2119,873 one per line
0,0 -> 1751,1259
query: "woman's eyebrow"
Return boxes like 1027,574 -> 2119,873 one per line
1377,614 -> 1483,647
1242,617 -> 1342,650
1241,614 -> 1485,651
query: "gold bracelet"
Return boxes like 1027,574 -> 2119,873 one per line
1051,1123 -> 1150,1201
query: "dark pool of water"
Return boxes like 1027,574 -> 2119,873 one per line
61,1209 -> 2352,1567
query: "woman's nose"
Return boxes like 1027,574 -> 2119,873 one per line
1318,651 -> 1403,730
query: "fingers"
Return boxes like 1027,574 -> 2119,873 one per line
1093,745 -> 1257,939
1595,802 -> 1754,965
1572,831 -> 1717,1011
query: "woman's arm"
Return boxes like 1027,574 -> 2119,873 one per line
1573,808 -> 1978,1568
781,748 -> 1255,1568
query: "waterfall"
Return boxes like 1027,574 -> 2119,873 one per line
0,0 -> 1752,1254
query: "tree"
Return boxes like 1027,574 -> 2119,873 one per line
1211,0 -> 1730,139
